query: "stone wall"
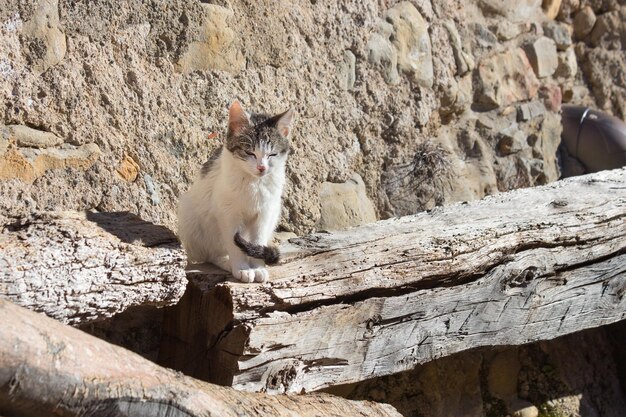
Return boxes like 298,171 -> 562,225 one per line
0,0 -> 623,234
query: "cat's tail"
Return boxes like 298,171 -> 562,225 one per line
233,232 -> 280,265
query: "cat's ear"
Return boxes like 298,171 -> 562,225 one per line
275,108 -> 295,138
228,100 -> 250,136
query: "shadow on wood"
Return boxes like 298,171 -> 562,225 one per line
85,211 -> 180,247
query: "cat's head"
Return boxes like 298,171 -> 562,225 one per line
225,101 -> 295,178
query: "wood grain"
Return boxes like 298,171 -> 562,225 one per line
0,211 -> 187,324
0,299 -> 401,417
159,168 -> 626,393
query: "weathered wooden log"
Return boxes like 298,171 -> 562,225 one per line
159,168 -> 626,393
0,299 -> 401,417
0,211 -> 187,324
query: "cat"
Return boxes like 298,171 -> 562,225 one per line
177,100 -> 295,283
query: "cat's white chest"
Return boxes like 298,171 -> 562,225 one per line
236,175 -> 282,218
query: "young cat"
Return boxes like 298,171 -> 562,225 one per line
177,101 -> 294,283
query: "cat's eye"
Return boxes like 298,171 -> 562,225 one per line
245,151 -> 256,158
269,153 -> 278,157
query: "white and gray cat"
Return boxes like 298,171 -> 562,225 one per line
178,101 -> 295,283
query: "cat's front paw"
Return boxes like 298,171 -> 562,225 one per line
233,268 -> 256,283
253,268 -> 269,283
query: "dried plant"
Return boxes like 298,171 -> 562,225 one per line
384,141 -> 452,214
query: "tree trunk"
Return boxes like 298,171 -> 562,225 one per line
159,168 -> 626,393
0,211 -> 187,324
0,299 -> 401,417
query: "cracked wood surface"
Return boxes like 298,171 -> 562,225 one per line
159,168 -> 626,393
0,299 -> 401,417
0,211 -> 187,324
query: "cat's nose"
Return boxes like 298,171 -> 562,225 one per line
257,165 -> 266,172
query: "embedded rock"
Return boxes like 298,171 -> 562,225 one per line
525,36 -> 559,78
477,0 -> 543,22
517,101 -> 546,122
555,47 -> 578,78
1,123 -> 98,187
476,48 -> 540,108
338,50 -> 357,91
542,0 -> 562,20
3,125 -> 63,148
542,21 -> 572,51
116,154 -> 141,182
176,4 -> 244,73
497,125 -> 527,156
367,23 -> 400,85
443,20 -> 474,76
318,174 -> 377,230
384,2 -> 433,88
589,8 -> 626,49
21,0 -> 66,73
573,6 -> 596,39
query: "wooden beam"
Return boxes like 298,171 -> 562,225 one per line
159,168 -> 626,393
0,211 -> 187,324
0,299 -> 402,417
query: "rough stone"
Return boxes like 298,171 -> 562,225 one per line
535,112 -> 562,182
497,125 -> 527,155
0,149 -> 35,183
477,0 -> 543,22
21,0 -> 66,73
338,50 -> 356,91
517,101 -> 546,122
0,133 -> 8,155
4,125 -> 63,148
0,143 -> 100,183
554,47 -> 578,78
117,154 -> 140,182
143,174 -> 161,206
542,21 -> 572,51
318,174 -> 377,230
493,22 -> 531,41
175,4 -> 244,74
471,23 -> 498,48
476,48 -> 540,109
0,0 -> 596,237
576,45 -> 626,118
573,6 -> 596,39
541,0 -> 562,20
557,0 -> 581,21
538,84 -> 562,112
589,8 -> 625,49
524,36 -> 559,78
439,76 -> 472,117
561,84 -> 588,103
367,26 -> 399,85
384,2 -> 433,88
439,126 -> 499,204
443,20 -> 474,76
